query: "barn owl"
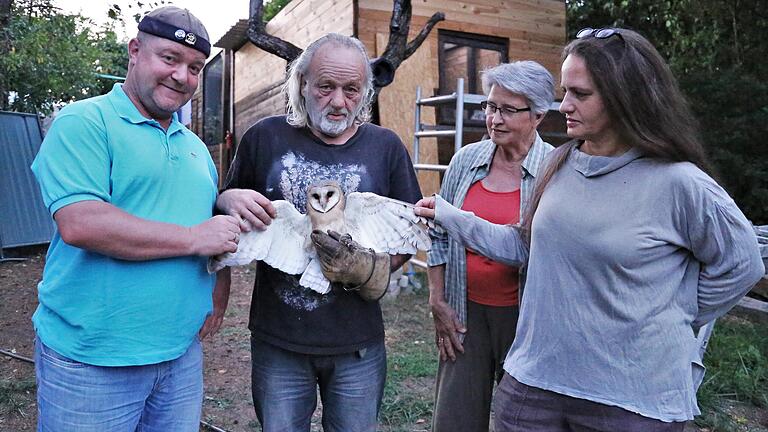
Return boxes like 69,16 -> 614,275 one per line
208,180 -> 431,294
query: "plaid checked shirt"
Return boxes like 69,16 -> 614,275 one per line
426,133 -> 554,327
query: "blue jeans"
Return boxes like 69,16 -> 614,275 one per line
251,336 -> 386,432
35,337 -> 203,432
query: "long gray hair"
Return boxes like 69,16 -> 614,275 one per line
284,33 -> 375,128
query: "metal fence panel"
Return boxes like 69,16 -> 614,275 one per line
0,111 -> 54,248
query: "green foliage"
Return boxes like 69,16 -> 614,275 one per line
263,0 -> 292,23
682,71 -> 768,224
0,0 -> 128,114
566,0 -> 768,78
107,1 -> 168,25
696,318 -> 768,430
566,0 -> 768,223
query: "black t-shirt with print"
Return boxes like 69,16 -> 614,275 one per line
224,115 -> 422,355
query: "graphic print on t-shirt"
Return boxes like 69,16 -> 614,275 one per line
272,150 -> 367,311
278,151 -> 365,213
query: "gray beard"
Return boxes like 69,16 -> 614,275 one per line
313,113 -> 351,137
306,103 -> 356,137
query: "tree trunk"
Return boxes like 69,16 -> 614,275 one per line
0,0 -> 12,110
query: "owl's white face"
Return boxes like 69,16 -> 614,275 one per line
307,183 -> 343,213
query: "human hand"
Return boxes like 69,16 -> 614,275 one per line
429,297 -> 466,362
189,215 -> 240,256
199,269 -> 231,340
216,189 -> 276,232
413,196 -> 436,219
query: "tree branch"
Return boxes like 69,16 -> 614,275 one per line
379,0 -> 445,71
379,0 -> 412,71
404,12 -> 445,59
247,0 -> 302,64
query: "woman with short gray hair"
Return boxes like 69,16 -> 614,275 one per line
427,60 -> 555,432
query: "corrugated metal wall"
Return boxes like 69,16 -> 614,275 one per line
0,111 -> 54,248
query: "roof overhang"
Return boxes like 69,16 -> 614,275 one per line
215,19 -> 249,51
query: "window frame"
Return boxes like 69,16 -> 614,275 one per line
437,30 -> 509,126
202,52 -> 224,146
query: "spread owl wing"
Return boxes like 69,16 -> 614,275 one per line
345,192 -> 432,254
207,200 -> 312,276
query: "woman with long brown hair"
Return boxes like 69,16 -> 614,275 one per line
415,28 -> 764,431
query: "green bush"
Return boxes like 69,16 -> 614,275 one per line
682,70 -> 768,224
697,318 -> 768,430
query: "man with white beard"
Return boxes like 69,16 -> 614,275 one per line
215,33 -> 422,431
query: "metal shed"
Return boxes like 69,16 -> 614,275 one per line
0,111 -> 54,254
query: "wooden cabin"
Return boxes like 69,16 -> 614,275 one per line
193,0 -> 566,194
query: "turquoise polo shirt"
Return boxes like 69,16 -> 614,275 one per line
31,84 -> 218,366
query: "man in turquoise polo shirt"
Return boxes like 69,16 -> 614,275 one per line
30,6 -> 267,432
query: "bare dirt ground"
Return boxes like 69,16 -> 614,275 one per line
1,247 -> 766,432
0,247 -> 438,432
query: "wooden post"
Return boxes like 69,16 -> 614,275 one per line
731,296 -> 768,324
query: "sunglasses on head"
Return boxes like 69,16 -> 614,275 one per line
576,27 -> 622,40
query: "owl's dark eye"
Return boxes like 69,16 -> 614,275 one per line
327,191 -> 335,197
312,193 -> 320,200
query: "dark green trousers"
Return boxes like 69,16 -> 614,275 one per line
432,300 -> 519,432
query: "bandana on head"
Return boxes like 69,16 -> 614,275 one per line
138,15 -> 211,57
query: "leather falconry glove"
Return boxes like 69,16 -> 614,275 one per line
310,230 -> 391,301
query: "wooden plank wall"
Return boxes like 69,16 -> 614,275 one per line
191,87 -> 229,187
190,88 -> 203,138
232,0 -> 355,143
357,0 -> 565,195
376,33 -> 441,196
358,0 -> 565,76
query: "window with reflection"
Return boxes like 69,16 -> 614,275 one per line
438,30 -> 508,128
435,31 -> 508,165
203,53 -> 223,146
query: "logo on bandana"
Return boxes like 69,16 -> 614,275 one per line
184,33 -> 197,45
174,29 -> 185,39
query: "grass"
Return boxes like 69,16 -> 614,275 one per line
696,317 -> 768,431
0,378 -> 35,418
380,342 -> 437,428
379,283 -> 439,431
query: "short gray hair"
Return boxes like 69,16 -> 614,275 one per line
481,61 -> 554,115
284,33 -> 375,128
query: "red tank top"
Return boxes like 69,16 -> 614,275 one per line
461,181 -> 520,306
